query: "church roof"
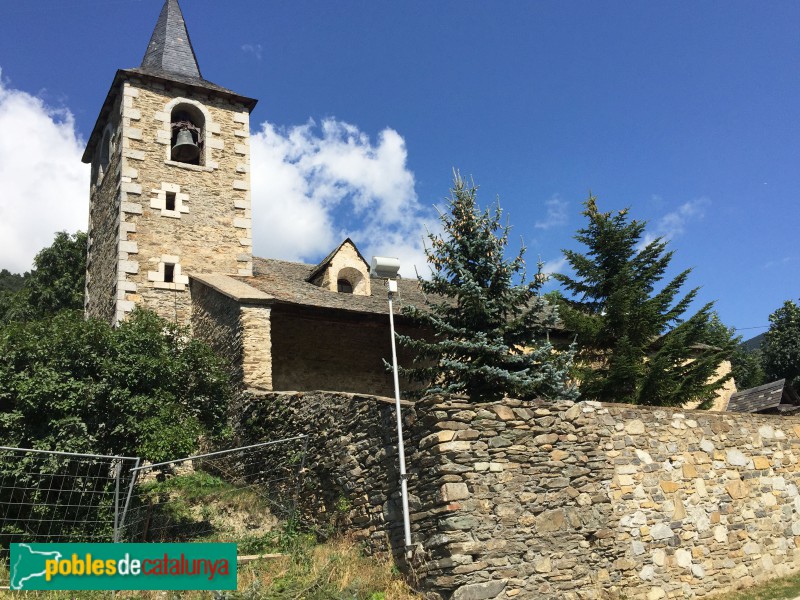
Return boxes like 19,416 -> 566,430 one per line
141,0 -> 202,79
214,257 -> 425,317
131,0 -> 252,99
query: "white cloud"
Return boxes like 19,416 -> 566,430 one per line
763,255 -> 798,270
542,255 -> 568,277
0,70 -> 88,273
241,44 -> 263,61
534,195 -> 568,229
639,197 -> 710,249
250,118 -> 431,277
0,76 -> 430,279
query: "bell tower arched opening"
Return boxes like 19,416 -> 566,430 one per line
170,103 -> 205,166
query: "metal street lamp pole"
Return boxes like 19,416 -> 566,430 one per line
387,279 -> 412,553
371,256 -> 412,555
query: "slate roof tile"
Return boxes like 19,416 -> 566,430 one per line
238,257 -> 427,317
727,379 -> 800,413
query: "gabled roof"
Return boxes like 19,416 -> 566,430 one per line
141,0 -> 201,79
306,238 -> 371,284
726,379 -> 800,413
237,257 -> 426,317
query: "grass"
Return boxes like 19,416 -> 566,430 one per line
706,572 -> 800,600
0,537 -> 419,599
0,471 -> 419,599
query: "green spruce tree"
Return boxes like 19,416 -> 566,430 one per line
397,172 -> 576,402
554,195 -> 733,406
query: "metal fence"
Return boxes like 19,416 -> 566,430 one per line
0,437 -> 309,585
120,436 -> 309,550
0,446 -> 140,549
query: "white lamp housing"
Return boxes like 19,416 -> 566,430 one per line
371,256 -> 401,279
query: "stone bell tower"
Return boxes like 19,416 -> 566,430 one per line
82,0 -> 257,326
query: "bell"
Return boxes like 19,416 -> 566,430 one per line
171,129 -> 200,162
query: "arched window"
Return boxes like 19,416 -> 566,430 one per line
337,279 -> 354,294
170,104 -> 205,166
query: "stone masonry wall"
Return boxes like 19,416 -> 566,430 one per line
190,280 -> 245,385
85,95 -> 123,323
236,390 -> 411,551
270,308 -> 417,397
408,397 -> 800,600
236,391 -> 800,600
113,77 -> 252,326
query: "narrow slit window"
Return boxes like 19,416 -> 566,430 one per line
165,192 -> 176,211
164,264 -> 175,283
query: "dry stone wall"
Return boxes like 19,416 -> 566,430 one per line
238,391 -> 800,600
236,390 -> 410,551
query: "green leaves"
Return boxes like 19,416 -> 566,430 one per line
554,195 -> 734,406
762,299 -> 800,394
0,309 -> 233,460
398,171 -> 577,402
0,231 -> 87,324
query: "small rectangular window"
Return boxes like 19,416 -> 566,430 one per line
164,263 -> 175,283
165,192 -> 176,211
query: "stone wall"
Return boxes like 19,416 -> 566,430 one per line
237,391 -> 800,600
236,390 -> 410,551
85,94 -> 123,323
190,280 -> 245,385
86,74 -> 254,326
270,307 -> 417,397
190,277 -> 272,391
408,397 -> 800,599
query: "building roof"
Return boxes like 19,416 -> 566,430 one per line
234,257 -> 428,317
726,379 -> 800,413
141,0 -> 202,79
306,238 -> 370,284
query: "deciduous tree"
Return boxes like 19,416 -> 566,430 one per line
0,309 -> 232,461
762,299 -> 800,394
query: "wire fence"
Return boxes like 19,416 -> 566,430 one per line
0,437 -> 309,585
120,436 -> 309,552
0,446 -> 140,553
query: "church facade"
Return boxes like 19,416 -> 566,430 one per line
83,0 -> 418,397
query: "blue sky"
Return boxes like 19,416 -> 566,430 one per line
0,0 -> 797,336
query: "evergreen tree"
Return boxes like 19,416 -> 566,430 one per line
554,195 -> 733,406
397,172 -> 576,402
762,299 -> 800,394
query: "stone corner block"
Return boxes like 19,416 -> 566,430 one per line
440,482 -> 470,503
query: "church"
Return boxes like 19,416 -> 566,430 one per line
83,0 -> 419,398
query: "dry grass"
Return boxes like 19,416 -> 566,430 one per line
704,573 -> 800,600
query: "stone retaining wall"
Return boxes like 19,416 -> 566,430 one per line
239,391 -> 800,599
237,390 -> 411,550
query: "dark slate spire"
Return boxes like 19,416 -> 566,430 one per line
141,0 -> 202,79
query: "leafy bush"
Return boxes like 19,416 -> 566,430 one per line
0,309 -> 232,461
